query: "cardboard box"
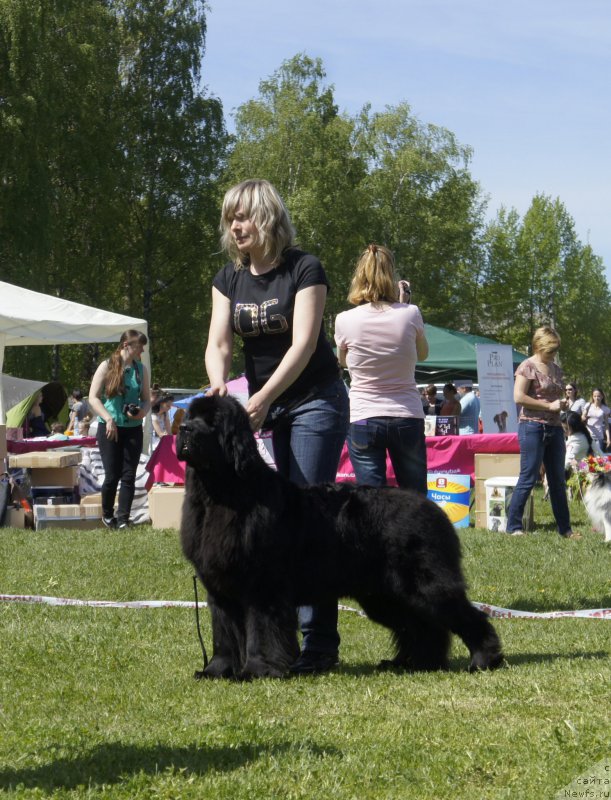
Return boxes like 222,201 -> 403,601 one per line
30,466 -> 79,487
9,450 -> 81,469
4,506 -> 25,528
427,473 -> 471,528
81,493 -> 102,506
149,485 -> 185,529
34,503 -> 103,531
474,510 -> 488,530
474,453 -> 521,481
0,424 -> 6,460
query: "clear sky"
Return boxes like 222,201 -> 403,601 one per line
202,0 -> 610,279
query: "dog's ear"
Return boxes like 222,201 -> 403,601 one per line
219,398 -> 260,477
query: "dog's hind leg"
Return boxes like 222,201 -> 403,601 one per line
389,615 -> 451,672
438,595 -> 504,672
359,595 -> 451,672
197,594 -> 245,680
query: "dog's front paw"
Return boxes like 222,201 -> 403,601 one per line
194,656 -> 237,680
238,658 -> 288,680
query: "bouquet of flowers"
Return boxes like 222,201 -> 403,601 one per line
566,454 -> 611,500
575,454 -> 611,474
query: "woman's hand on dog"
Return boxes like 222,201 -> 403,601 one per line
207,382 -> 228,397
246,391 -> 271,432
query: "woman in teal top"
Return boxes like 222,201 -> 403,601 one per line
88,330 -> 151,529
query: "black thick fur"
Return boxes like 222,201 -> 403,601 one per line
177,395 -> 504,680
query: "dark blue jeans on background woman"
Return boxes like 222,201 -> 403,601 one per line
268,378 -> 349,656
507,421 -> 571,536
348,416 -> 427,494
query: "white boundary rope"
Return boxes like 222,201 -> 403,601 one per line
0,594 -> 609,619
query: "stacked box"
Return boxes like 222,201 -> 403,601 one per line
30,466 -> 79,487
474,453 -> 533,531
149,486 -> 185,529
8,450 -> 81,469
5,506 -> 26,528
474,454 -> 521,513
34,503 -> 103,531
81,492 -> 103,506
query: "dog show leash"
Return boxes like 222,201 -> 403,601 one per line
192,576 -> 209,674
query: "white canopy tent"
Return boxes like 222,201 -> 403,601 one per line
0,281 -> 150,425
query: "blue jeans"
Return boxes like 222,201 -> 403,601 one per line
269,378 -> 349,655
348,416 -> 427,494
507,421 -> 571,535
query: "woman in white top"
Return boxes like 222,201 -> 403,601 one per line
581,388 -> 611,452
564,411 -> 599,469
564,382 -> 586,414
151,394 -> 173,450
334,244 -> 429,493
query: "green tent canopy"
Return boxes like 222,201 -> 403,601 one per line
416,324 -> 526,383
5,381 -> 69,433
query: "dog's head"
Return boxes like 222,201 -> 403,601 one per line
176,394 -> 260,477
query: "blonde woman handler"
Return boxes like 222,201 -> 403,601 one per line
334,244 -> 429,493
206,179 -> 349,675
89,330 -> 151,529
506,326 -> 579,538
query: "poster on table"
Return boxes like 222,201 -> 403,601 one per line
427,473 -> 471,528
475,344 -> 518,434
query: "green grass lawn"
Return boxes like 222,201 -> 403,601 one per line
0,489 -> 609,800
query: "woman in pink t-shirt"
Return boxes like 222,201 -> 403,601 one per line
334,244 -> 429,493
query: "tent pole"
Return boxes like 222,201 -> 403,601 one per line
0,335 -> 5,423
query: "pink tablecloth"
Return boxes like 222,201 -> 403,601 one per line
145,432 -> 520,489
7,437 -> 97,454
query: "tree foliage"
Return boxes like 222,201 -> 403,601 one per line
0,0 -> 226,388
477,195 -> 611,386
0,25 -> 608,394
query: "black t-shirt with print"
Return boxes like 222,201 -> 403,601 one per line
212,248 -> 339,403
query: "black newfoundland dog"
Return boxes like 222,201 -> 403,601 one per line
177,395 -> 503,680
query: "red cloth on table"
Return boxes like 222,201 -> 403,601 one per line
7,437 -> 97,454
145,433 -> 520,489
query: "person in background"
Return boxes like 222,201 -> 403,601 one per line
564,382 -> 586,414
205,178 -> 349,675
67,389 -> 89,436
26,393 -> 48,437
88,330 -> 151,530
335,244 -> 429,493
506,326 -> 579,538
423,384 -> 442,415
151,393 -> 174,450
458,382 -> 481,435
439,383 -> 461,416
581,388 -> 611,453
79,414 -> 93,438
564,411 -> 599,467
46,422 -> 69,441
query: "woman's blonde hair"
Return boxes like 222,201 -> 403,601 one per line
105,330 -> 147,398
220,179 -> 296,268
347,244 -> 398,305
532,326 -> 560,356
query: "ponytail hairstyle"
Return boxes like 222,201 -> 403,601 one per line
105,330 -> 148,398
566,411 -> 594,455
347,244 -> 398,306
